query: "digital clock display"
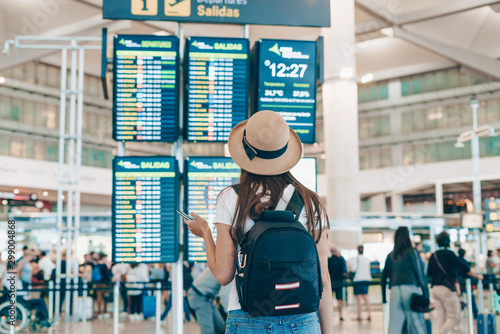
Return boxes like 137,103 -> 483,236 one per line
255,39 -> 318,144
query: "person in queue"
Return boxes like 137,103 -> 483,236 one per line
427,232 -> 483,334
381,226 -> 428,333
184,111 -> 333,333
328,246 -> 347,321
348,245 -> 372,321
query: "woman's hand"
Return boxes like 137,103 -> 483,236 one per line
184,212 -> 211,239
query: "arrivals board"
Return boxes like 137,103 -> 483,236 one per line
184,157 -> 240,262
255,39 -> 318,143
185,37 -> 250,142
113,35 -> 179,142
112,156 -> 179,263
183,157 -> 316,262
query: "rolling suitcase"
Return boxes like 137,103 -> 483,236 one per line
142,290 -> 156,318
486,313 -> 496,334
477,313 -> 486,334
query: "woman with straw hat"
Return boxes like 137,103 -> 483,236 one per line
185,110 -> 333,333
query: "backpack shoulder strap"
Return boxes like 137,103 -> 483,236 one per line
285,188 -> 305,223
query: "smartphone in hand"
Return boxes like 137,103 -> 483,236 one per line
176,210 -> 194,221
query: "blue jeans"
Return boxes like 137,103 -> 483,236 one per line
225,309 -> 320,334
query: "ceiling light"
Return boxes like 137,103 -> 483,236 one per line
0,77 -> 5,85
13,189 -> 20,194
321,154 -> 326,159
455,142 -> 465,148
153,30 -> 170,36
42,191 -> 48,197
339,67 -> 354,79
360,73 -> 373,83
1,200 -> 7,205
380,27 -> 394,37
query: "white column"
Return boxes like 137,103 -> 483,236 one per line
435,182 -> 443,215
391,194 -> 404,213
321,0 -> 359,222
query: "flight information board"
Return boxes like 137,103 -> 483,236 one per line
183,157 -> 316,262
255,39 -> 318,143
112,156 -> 179,263
185,37 -> 250,142
113,35 -> 179,142
184,157 -> 240,262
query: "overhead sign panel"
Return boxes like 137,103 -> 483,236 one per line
103,0 -> 330,27
255,39 -> 318,144
113,34 -> 179,142
183,157 -> 316,262
184,157 -> 240,262
112,156 -> 179,263
185,37 -> 249,142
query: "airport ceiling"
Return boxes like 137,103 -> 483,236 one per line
0,0 -> 499,81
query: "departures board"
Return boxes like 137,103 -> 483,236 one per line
183,157 -> 316,262
112,156 -> 179,263
184,157 -> 241,262
255,39 -> 318,143
184,37 -> 250,142
113,35 -> 179,142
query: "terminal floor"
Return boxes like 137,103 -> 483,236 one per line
30,306 -> 481,334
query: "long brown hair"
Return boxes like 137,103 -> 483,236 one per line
219,169 -> 329,244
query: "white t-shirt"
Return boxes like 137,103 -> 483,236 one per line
214,184 -> 325,312
348,255 -> 372,282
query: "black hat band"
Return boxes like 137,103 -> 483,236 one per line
242,130 -> 289,161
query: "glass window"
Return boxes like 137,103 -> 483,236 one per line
47,66 -> 59,88
402,112 -> 412,133
446,68 -> 459,89
437,142 -> 452,162
380,149 -> 392,167
379,85 -> 389,100
477,101 -> 488,125
22,100 -> 35,125
358,88 -> 368,103
11,98 -> 22,121
380,116 -> 390,136
413,110 -> 425,132
12,64 -> 24,81
46,143 -> 58,161
412,145 -> 426,165
359,151 -> 369,170
411,76 -> 422,94
422,73 -> 435,93
10,137 -> 26,157
459,71 -> 471,87
368,86 -> 378,101
359,119 -> 369,140
0,135 -> 9,155
435,71 -> 446,91
486,99 -> 500,123
43,104 -> 58,129
401,80 -> 411,96
25,138 -> 34,159
371,151 -> 381,168
36,63 -> 48,86
24,62 -> 36,84
427,143 -> 439,163
0,95 -> 11,120
33,141 -> 46,160
403,146 -> 413,165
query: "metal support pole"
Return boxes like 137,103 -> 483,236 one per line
48,280 -> 54,322
114,281 -> 120,334
156,282 -> 161,334
465,278 -> 474,334
55,47 -> 68,322
172,21 -> 185,334
65,44 -> 78,322
73,47 -> 85,322
82,280 -> 88,324
478,278 -> 484,314
435,182 -> 444,215
488,283 -> 495,312
470,97 -> 482,214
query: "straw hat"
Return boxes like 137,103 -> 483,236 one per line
228,110 -> 302,176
